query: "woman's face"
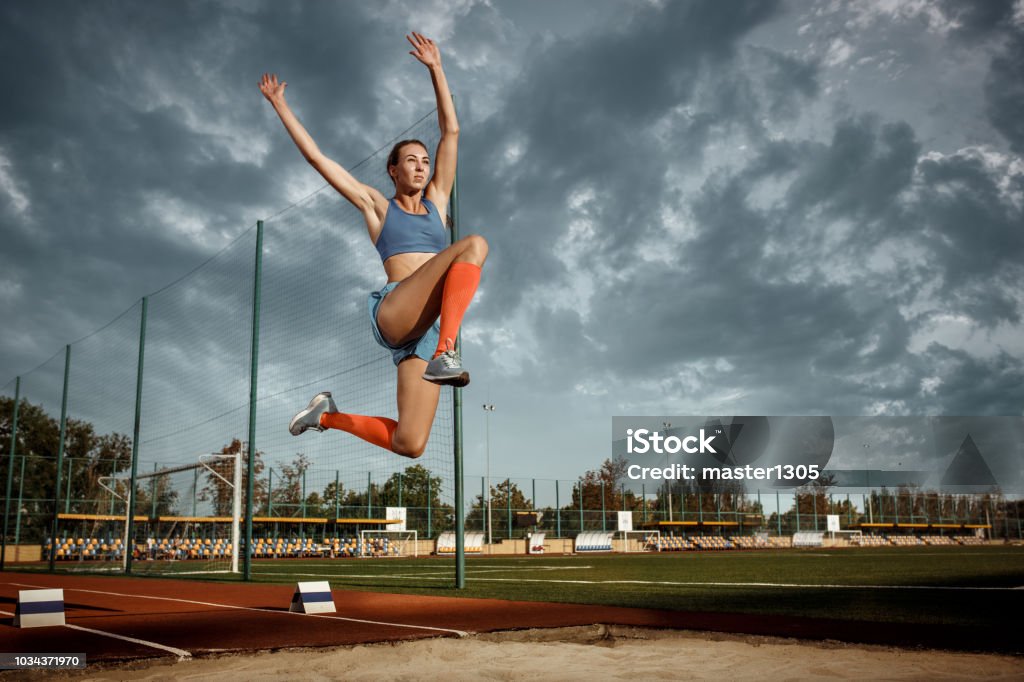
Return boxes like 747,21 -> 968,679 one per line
390,143 -> 430,190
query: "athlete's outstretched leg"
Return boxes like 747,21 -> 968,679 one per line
287,359 -> 439,458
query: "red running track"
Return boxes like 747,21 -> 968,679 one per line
0,571 -> 1017,662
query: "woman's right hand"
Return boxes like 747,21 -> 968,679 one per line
259,73 -> 287,104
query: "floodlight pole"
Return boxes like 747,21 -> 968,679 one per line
483,404 -> 495,546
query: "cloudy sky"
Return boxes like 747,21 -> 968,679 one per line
2,0 -> 1023,489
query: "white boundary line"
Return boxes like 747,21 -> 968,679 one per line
247,561 -> 1024,589
0,607 -> 190,660
453,578 -> 1024,591
5,582 -> 468,637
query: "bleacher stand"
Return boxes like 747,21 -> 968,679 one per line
890,535 -> 924,546
730,535 -> 770,549
690,535 -> 733,550
922,535 -> 956,546
853,534 -> 890,547
955,535 -> 986,545
653,535 -> 691,551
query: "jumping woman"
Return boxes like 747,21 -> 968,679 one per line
260,32 -> 486,458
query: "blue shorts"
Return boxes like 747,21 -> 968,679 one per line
367,281 -> 441,367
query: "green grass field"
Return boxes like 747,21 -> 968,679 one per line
98,545 -> 1024,630
41,544 -> 1024,630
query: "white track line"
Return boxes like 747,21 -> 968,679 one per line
254,565 -> 594,579
5,582 -> 467,637
248,572 -> 1022,591
447,578 -> 1023,591
0,607 -> 190,660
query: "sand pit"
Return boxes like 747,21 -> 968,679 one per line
40,626 -> 1024,681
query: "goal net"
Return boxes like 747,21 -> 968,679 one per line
359,530 -> 418,558
89,453 -> 241,575
620,530 -> 660,552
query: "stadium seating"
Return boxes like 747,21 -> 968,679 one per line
889,535 -> 924,546
852,534 -> 890,547
955,535 -> 986,545
922,535 -> 956,546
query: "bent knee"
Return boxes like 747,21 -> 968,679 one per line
460,234 -> 488,265
392,436 -> 427,459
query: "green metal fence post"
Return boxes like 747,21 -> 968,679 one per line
65,458 -> 73,514
2,376 -> 21,571
506,479 -> 511,539
14,455 -> 26,546
600,481 -> 606,532
125,297 -> 148,575
427,476 -> 432,540
334,470 -> 340,520
556,480 -> 561,537
244,219 -> 263,580
150,462 -> 158,518
578,481 -> 584,531
450,97 -> 465,588
48,345 -> 72,573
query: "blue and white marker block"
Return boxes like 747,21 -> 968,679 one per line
14,589 -> 65,628
289,581 -> 335,614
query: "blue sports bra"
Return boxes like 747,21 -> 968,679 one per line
374,197 -> 447,262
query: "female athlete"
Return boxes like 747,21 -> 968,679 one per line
260,32 -> 486,458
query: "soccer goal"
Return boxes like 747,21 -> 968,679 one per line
620,530 -> 661,553
829,529 -> 864,545
359,530 -> 418,558
94,452 -> 241,574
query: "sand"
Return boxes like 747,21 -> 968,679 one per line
36,626 -> 1024,682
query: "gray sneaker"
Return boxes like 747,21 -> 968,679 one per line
288,392 -> 338,435
422,346 -> 470,387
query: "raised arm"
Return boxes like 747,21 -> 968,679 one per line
259,73 -> 387,228
407,33 -> 459,210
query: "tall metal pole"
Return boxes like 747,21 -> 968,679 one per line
48,345 -> 71,573
232,447 -> 241,573
449,102 -> 466,588
125,297 -> 148,574
663,423 -> 672,521
14,455 -> 26,546
555,480 -> 561,537
244,220 -> 263,580
483,404 -> 494,546
65,458 -> 73,514
2,377 -> 21,570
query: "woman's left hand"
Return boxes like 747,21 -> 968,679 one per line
407,32 -> 442,70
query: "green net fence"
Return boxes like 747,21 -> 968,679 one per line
1,110 -> 455,576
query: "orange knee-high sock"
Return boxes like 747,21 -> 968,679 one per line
435,262 -> 481,357
319,412 -> 397,452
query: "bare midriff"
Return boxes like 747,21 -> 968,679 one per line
383,252 -> 437,283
